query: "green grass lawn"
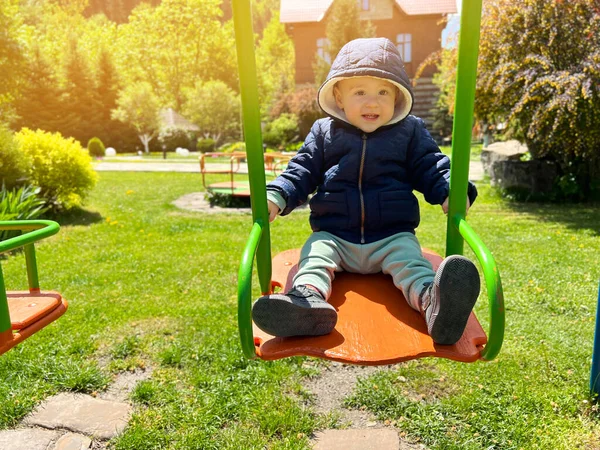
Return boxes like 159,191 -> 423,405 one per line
0,172 -> 599,449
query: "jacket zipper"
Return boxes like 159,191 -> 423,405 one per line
359,134 -> 367,244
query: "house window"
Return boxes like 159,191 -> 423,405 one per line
396,33 -> 412,63
317,38 -> 331,64
358,0 -> 369,10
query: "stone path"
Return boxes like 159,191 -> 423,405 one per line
305,362 -> 427,450
0,370 -> 150,450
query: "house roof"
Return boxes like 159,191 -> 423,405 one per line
280,0 -> 456,23
159,108 -> 199,131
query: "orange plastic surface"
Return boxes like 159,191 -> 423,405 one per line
253,249 -> 487,365
0,291 -> 68,355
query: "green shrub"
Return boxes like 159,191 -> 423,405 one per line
15,129 -> 98,209
271,87 -> 324,137
0,125 -> 28,190
197,138 -> 216,153
218,141 -> 245,153
205,192 -> 250,208
87,137 -> 105,158
263,113 -> 299,149
0,185 -> 47,242
159,127 -> 192,151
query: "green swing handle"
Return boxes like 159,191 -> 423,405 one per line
453,215 -> 505,361
237,221 -> 264,359
0,220 -> 61,335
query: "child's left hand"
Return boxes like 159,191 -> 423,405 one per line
441,197 -> 471,215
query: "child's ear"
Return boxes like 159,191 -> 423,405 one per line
333,85 -> 344,109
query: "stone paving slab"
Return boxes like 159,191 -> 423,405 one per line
312,429 -> 400,450
55,432 -> 92,450
25,393 -> 131,440
0,428 -> 61,450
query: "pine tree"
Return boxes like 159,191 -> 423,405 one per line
96,48 -> 138,149
59,39 -> 104,144
14,47 -> 65,133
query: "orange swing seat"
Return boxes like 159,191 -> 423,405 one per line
0,291 -> 68,355
252,249 -> 487,365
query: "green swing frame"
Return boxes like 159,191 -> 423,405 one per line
234,0 -> 504,362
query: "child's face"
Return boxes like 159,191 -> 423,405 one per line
333,77 -> 397,133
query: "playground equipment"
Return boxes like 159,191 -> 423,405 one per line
0,220 -> 67,355
234,0 -> 504,364
200,152 -> 291,197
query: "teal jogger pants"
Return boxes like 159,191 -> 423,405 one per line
293,231 -> 435,311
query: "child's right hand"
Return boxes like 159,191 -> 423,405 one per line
268,200 -> 280,222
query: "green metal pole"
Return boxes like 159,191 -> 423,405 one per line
0,267 -> 11,334
231,0 -> 272,295
24,244 -> 40,292
446,0 -> 483,257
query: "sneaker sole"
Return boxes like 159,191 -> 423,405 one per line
252,294 -> 338,337
430,256 -> 480,345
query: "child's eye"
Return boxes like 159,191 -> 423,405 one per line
355,90 -> 365,96
379,90 -> 390,95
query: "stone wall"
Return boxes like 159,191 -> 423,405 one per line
481,140 -> 558,195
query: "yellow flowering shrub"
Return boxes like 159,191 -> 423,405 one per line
15,129 -> 98,209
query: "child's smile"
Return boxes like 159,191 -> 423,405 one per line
334,77 -> 397,133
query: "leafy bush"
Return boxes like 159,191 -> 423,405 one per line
0,125 -> 28,190
159,127 -> 192,151
197,138 -> 216,153
218,142 -> 245,153
476,0 -> 600,195
87,137 -> 105,158
15,129 -> 98,209
263,113 -> 299,148
205,192 -> 250,208
0,185 -> 47,242
271,87 -> 324,137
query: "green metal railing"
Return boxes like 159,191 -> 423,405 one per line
233,0 -> 504,360
0,220 -> 61,335
444,0 -> 505,360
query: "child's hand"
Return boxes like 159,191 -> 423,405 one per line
441,197 -> 471,215
267,200 -> 280,222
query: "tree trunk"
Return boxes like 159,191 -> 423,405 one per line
139,134 -> 153,153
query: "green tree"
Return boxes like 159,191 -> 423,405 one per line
476,0 -> 600,191
59,39 -> 104,144
313,0 -> 376,84
255,11 -> 295,115
0,0 -> 25,123
116,0 -> 237,109
96,48 -> 136,148
13,47 -> 65,134
112,82 -> 161,153
182,80 -> 241,145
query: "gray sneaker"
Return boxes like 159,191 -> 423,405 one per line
252,285 -> 338,337
419,255 -> 480,345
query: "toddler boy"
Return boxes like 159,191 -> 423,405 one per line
252,38 -> 480,345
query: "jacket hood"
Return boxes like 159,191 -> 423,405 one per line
317,38 -> 414,126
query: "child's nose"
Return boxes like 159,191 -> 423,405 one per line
365,95 -> 378,107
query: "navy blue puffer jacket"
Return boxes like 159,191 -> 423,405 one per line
267,38 -> 477,244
